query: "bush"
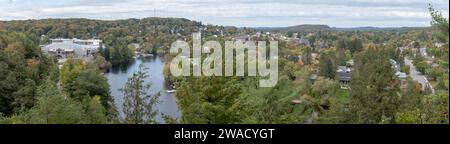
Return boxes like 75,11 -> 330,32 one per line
429,67 -> 444,81
401,65 -> 410,75
416,61 -> 430,74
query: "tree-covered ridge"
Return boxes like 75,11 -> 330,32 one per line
1,18 -> 240,65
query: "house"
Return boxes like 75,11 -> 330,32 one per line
41,38 -> 102,59
434,42 -> 444,48
316,41 -> 328,49
234,35 -> 250,42
337,66 -> 351,89
336,59 -> 408,90
395,71 -> 407,80
287,55 -> 300,62
311,53 -> 319,60
389,59 -> 408,89
431,63 -> 439,68
389,59 -> 400,72
309,74 -> 318,84
390,59 -> 407,79
346,59 -> 354,66
292,33 -> 298,38
299,37 -> 310,46
419,47 -> 427,57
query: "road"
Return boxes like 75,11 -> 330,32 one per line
404,57 -> 435,94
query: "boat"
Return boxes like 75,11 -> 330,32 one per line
166,89 -> 176,93
141,53 -> 154,57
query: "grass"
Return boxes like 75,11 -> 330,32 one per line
336,89 -> 350,104
292,104 -> 306,113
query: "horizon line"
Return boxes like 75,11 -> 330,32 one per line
0,17 -> 433,29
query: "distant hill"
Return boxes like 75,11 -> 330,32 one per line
286,24 -> 331,31
254,24 -> 331,32
331,26 -> 427,31
254,24 -> 427,32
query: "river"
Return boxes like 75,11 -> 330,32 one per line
105,56 -> 180,123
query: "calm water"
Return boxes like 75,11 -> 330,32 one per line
106,56 -> 180,123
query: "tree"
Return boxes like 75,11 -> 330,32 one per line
176,76 -> 242,124
400,61 -> 410,73
319,51 -> 336,79
429,4 -> 449,43
102,29 -> 134,65
93,54 -> 111,71
82,96 -> 108,124
303,46 -> 312,65
347,45 -> 400,124
395,109 -> 421,124
120,64 -> 160,124
284,61 -> 301,80
321,58 -> 336,79
429,67 -> 444,81
0,31 -> 52,116
257,76 -> 293,124
419,92 -> 449,123
311,77 -> 336,97
413,41 -> 420,49
348,37 -> 363,54
415,61 -> 429,74
337,39 -> 347,66
0,78 -> 109,124
71,69 -> 112,109
0,79 -> 84,124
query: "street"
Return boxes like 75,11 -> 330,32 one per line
404,57 -> 435,94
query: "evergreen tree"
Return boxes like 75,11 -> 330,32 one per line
176,76 -> 241,124
347,44 -> 400,124
120,64 -> 160,124
318,50 -> 336,79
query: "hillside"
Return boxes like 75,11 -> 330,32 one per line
254,24 -> 428,32
254,24 -> 331,32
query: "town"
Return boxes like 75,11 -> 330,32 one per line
169,33 -> 279,87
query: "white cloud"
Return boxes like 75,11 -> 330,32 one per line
0,0 -> 448,27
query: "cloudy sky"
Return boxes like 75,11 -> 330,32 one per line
0,0 -> 448,27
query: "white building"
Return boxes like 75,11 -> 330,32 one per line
41,38 -> 102,59
419,47 -> 427,57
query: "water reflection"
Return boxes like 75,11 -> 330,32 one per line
106,56 -> 180,123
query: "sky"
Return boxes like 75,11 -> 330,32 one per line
0,0 -> 449,27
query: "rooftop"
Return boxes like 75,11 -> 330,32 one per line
41,38 -> 102,58
337,66 -> 351,81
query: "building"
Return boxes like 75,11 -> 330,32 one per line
41,38 -> 102,59
389,59 -> 401,72
337,66 -> 351,89
390,59 -> 408,89
395,71 -> 407,80
346,59 -> 354,66
233,35 -> 250,42
299,37 -> 310,46
292,32 -> 298,38
336,59 -> 409,89
309,74 -> 318,84
287,55 -> 300,62
434,42 -> 444,48
419,47 -> 427,57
